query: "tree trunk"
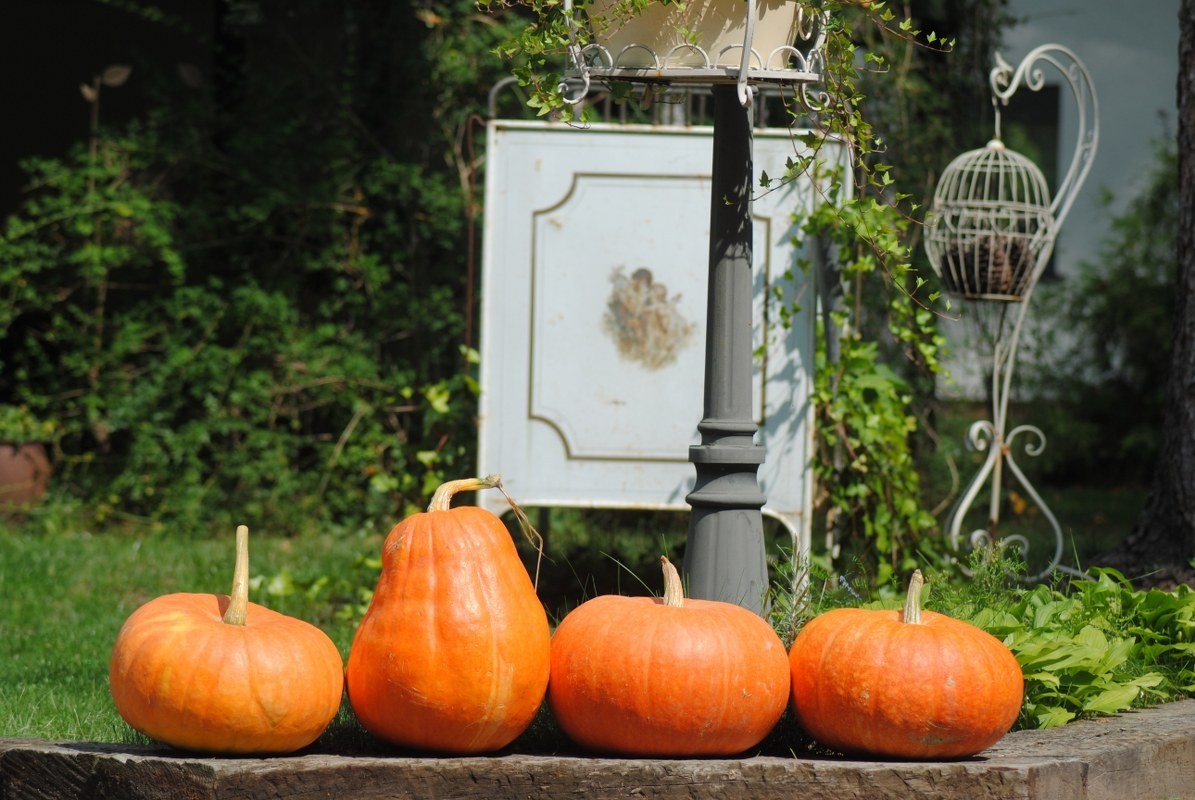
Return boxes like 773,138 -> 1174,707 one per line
1098,0 -> 1195,586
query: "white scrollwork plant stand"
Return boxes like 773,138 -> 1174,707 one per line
924,45 -> 1099,582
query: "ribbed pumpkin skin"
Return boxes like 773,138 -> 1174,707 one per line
346,506 -> 550,753
109,593 -> 344,754
789,607 -> 1023,759
548,594 -> 791,756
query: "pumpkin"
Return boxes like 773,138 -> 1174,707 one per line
788,569 -> 1023,759
547,556 -> 790,756
109,525 -> 344,754
345,476 -> 550,753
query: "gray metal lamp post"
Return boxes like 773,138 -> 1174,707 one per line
685,84 -> 769,610
562,1 -> 827,612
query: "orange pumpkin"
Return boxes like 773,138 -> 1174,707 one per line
548,556 -> 790,756
109,525 -> 344,754
788,570 -> 1023,759
345,476 -> 550,753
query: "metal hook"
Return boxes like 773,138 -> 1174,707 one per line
737,0 -> 758,108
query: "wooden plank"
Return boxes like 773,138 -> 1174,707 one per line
2,701 -> 1193,800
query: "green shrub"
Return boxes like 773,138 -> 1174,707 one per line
0,0 -> 523,531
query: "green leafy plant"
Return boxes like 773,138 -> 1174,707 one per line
810,329 -> 939,583
0,0 -> 519,531
791,167 -> 946,583
927,551 -> 1195,730
786,115 -> 950,584
0,405 -> 57,445
971,573 -> 1182,729
777,547 -> 1195,732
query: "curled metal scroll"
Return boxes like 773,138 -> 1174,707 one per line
990,44 -> 1099,233
949,420 -> 1070,582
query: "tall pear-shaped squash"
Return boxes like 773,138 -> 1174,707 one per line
346,476 -> 550,753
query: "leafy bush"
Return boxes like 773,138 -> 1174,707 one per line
0,1 -> 523,531
793,181 -> 946,584
811,330 -> 940,584
929,552 -> 1195,730
973,571 -> 1193,728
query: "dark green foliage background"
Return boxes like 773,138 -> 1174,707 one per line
0,0 -> 529,531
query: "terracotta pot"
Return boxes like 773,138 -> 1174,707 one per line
590,0 -> 799,69
0,443 -> 51,509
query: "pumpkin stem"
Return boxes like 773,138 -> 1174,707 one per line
425,475 -> 546,592
222,524 -> 251,626
901,569 -> 925,625
426,475 -> 501,512
660,556 -> 685,608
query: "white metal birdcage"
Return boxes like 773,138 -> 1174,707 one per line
925,44 -> 1099,582
924,140 -> 1055,301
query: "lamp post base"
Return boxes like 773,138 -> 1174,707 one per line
686,425 -> 768,613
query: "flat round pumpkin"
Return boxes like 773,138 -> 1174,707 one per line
109,526 -> 344,754
548,557 -> 790,756
788,570 -> 1024,759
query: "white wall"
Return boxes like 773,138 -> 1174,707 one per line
1002,0 -> 1180,276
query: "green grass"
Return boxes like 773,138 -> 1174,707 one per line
0,509 -> 382,744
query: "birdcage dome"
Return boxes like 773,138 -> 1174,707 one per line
924,139 -> 1055,302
